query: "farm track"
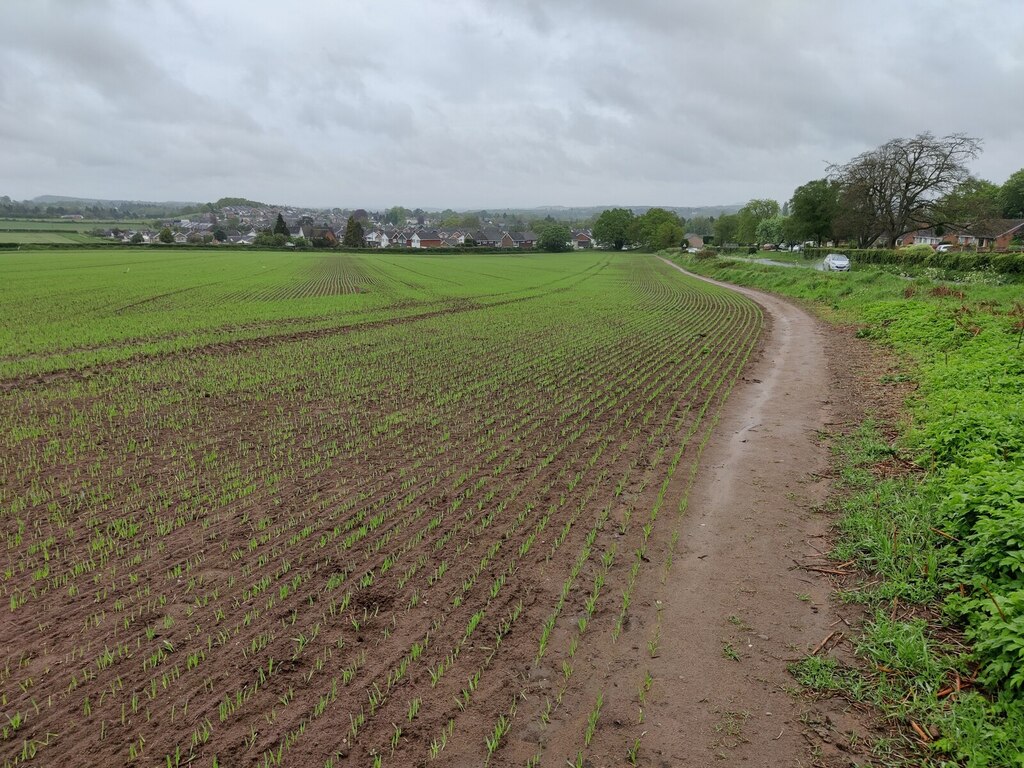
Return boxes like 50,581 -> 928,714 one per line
0,253 -> 763,767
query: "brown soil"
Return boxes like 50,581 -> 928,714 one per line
0,257 -> 901,768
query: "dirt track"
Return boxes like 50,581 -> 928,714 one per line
638,259 -> 868,766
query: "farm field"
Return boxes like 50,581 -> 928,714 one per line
0,219 -> 150,232
0,232 -> 102,245
0,219 -> 140,245
1,250 -> 762,766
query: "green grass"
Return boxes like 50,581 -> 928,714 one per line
0,217 -> 150,232
1,249 -> 672,376
670,250 -> 1024,765
0,231 -> 102,244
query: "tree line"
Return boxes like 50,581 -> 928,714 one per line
714,133 -> 1024,249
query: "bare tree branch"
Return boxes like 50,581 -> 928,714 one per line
829,132 -> 982,247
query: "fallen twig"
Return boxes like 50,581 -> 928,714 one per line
979,583 -> 1008,622
929,527 -> 959,542
910,720 -> 931,743
802,566 -> 854,576
810,631 -> 840,656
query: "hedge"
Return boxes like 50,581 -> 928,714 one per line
804,247 -> 1024,275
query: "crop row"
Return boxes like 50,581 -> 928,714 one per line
0,252 -> 760,766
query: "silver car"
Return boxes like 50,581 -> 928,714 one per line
823,253 -> 851,271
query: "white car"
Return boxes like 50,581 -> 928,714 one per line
823,253 -> 851,271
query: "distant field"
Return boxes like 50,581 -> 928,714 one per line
0,231 -> 103,244
0,248 -> 762,766
0,217 -> 150,232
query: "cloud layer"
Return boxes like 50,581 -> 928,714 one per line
2,0 -> 1022,208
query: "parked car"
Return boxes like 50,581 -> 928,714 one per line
936,243 -> 955,252
823,253 -> 851,271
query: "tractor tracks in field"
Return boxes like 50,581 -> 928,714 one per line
0,264 -> 607,394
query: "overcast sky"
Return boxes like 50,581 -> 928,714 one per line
2,1 -> 1022,210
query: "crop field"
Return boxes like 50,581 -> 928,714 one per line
0,232 -> 101,245
0,249 -> 762,766
0,219 -> 151,232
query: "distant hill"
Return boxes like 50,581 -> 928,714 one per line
32,195 -> 199,208
505,205 -> 744,221
22,196 -> 741,220
211,197 -> 267,209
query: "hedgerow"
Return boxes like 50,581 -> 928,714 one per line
804,246 -> 1024,274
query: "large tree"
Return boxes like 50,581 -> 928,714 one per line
633,208 -> 684,250
829,132 -> 982,247
537,223 -> 571,252
735,199 -> 780,243
685,215 -> 715,236
932,177 -> 1002,232
273,213 -> 290,237
342,216 -> 365,248
1000,168 -> 1024,218
592,208 -> 636,250
384,206 -> 410,226
785,179 -> 839,245
755,215 -> 785,245
713,213 -> 740,246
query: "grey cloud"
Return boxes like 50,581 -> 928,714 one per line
1,0 -> 1022,207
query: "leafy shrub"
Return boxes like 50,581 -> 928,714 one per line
900,244 -> 937,259
969,590 -> 1024,691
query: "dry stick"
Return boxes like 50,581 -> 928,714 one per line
909,720 -> 931,743
929,527 -> 960,542
810,631 -> 840,656
802,566 -> 854,576
979,582 -> 1008,622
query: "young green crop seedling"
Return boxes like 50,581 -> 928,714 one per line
0,250 -> 762,765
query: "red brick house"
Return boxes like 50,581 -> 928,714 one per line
990,219 -> 1024,250
572,231 -> 593,249
412,230 -> 443,248
923,219 -> 1024,250
499,231 -> 537,248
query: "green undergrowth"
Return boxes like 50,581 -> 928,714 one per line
667,251 -> 1024,766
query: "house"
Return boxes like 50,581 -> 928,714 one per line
905,219 -> 1024,250
898,229 -> 941,247
310,226 -> 338,246
499,231 -> 538,249
572,231 -> 594,249
472,227 -> 502,247
411,229 -> 443,248
963,219 -> 1024,250
683,233 -> 705,249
